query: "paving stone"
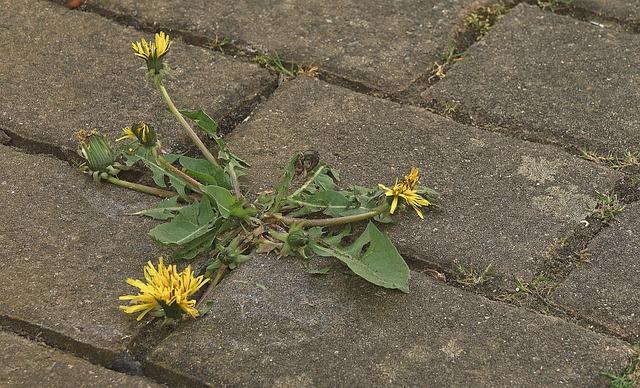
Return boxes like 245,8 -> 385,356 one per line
225,77 -> 621,286
0,0 -> 273,153
424,4 -> 640,153
574,0 -> 640,26
552,202 -> 640,342
0,331 -> 160,387
146,255 -> 631,386
88,0 -> 482,94
0,144 -> 165,365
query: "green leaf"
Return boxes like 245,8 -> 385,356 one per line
287,190 -> 376,217
271,155 -> 298,212
179,155 -> 230,188
201,185 -> 256,219
132,196 -> 184,220
179,108 -> 218,136
311,222 -> 410,292
212,136 -> 250,178
135,151 -> 190,199
172,231 -> 216,260
149,200 -> 217,246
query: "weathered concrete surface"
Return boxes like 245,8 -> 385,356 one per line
574,0 -> 640,26
0,145 -> 163,365
0,0 -> 273,153
552,202 -> 640,341
147,256 -> 631,387
0,331 -> 159,387
424,4 -> 640,153
226,77 -> 621,286
88,0 -> 483,94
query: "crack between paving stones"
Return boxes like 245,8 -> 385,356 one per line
0,313 -> 208,387
47,0 -> 640,166
0,127 -> 79,163
404,250 -> 640,346
402,172 -> 640,346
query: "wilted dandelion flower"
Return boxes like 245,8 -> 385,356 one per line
131,31 -> 172,74
119,258 -> 208,321
378,167 -> 431,219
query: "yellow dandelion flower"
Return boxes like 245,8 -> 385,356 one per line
378,167 -> 431,219
119,258 -> 208,321
131,31 -> 172,74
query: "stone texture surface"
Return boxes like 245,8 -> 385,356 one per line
0,331 -> 160,387
147,256 -> 631,387
424,4 -> 640,153
88,0 -> 483,93
0,0 -> 274,153
226,77 -> 621,286
575,0 -> 640,26
0,144 -> 164,365
552,202 -> 640,342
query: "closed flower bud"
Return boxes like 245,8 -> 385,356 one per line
76,129 -> 116,173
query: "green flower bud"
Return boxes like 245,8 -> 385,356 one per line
77,129 -> 116,172
286,229 -> 309,248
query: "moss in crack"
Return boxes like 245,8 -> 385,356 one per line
537,0 -> 574,12
464,2 -> 509,40
451,262 -> 495,288
496,273 -> 558,311
590,191 -> 625,225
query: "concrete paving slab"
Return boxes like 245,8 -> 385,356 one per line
225,77 -> 621,286
146,255 -> 631,387
424,4 -> 640,153
0,144 -> 164,365
87,0 -> 483,94
0,0 -> 274,154
0,331 -> 160,387
552,202 -> 640,341
574,0 -> 640,26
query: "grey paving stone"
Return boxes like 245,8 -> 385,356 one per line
225,77 -> 621,286
0,0 -> 273,153
146,255 -> 631,387
0,331 -> 160,388
88,0 -> 481,94
0,144 -> 164,365
424,4 -> 640,153
552,202 -> 640,341
575,0 -> 640,26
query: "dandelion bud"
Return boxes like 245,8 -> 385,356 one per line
117,121 -> 158,148
286,229 -> 309,248
76,129 -> 116,172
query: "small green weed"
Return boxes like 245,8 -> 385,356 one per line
256,53 -> 297,77
429,42 -> 463,81
580,147 -> 640,170
590,192 -> 625,225
210,34 -> 231,54
498,273 -> 557,307
452,262 -> 495,287
602,346 -> 639,388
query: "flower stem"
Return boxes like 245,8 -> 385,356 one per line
196,264 -> 227,309
265,205 -> 387,227
155,153 -> 204,194
157,81 -> 243,199
157,82 -> 221,168
105,176 -> 180,199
